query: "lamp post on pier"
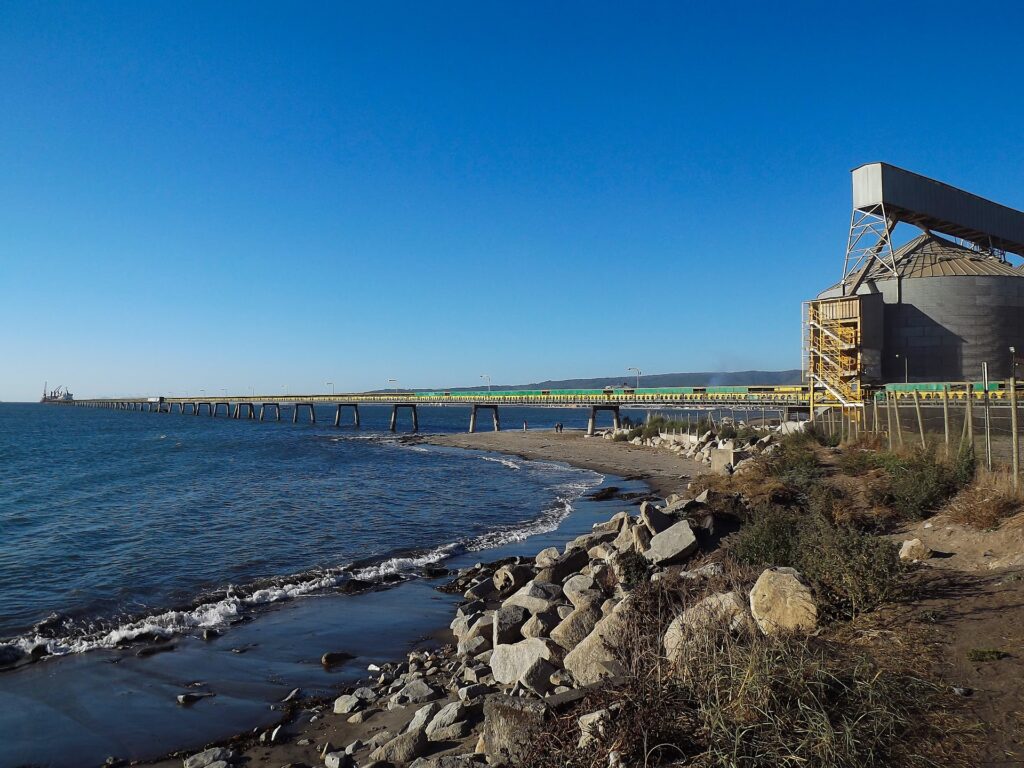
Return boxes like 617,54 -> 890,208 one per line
895,354 -> 908,383
628,367 -> 642,390
326,381 -> 334,395
480,374 -> 491,392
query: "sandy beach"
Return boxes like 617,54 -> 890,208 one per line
424,429 -> 702,498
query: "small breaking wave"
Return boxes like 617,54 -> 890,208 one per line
3,455 -> 604,664
479,455 -> 521,470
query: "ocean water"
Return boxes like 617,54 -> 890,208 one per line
0,401 -> 647,766
0,402 -> 603,657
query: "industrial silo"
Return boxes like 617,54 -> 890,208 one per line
816,232 -> 1024,382
806,163 -> 1024,405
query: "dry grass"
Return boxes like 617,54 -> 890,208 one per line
944,468 -> 1024,530
517,562 -> 979,768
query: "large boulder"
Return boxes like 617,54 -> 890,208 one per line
492,604 -> 530,646
566,530 -> 617,553
643,520 -> 698,565
749,567 -> 817,635
562,598 -> 631,685
562,574 -> 598,607
482,695 -> 547,767
611,519 -> 637,552
370,728 -> 429,764
663,592 -> 751,666
503,581 -> 563,615
550,603 -> 602,651
490,638 -> 560,685
395,678 -> 443,704
535,547 -> 560,568
425,700 -> 470,739
639,501 -> 673,534
536,548 -> 589,584
521,610 -> 560,638
520,656 -> 558,695
592,511 -> 631,534
406,702 -> 443,734
493,564 -> 534,593
631,524 -> 652,554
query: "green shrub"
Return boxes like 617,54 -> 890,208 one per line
614,550 -> 650,589
727,505 -> 904,618
762,432 -> 824,495
967,648 -> 1008,662
872,449 -> 963,520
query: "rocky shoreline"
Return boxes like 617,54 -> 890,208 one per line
150,429 -> 793,768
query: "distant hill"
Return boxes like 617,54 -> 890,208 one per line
385,370 -> 803,392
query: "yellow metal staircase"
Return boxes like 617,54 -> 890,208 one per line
805,298 -> 863,406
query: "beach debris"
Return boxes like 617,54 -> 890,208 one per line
280,687 -> 300,702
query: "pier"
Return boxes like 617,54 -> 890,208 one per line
65,386 -> 813,435
60,381 -> 1024,438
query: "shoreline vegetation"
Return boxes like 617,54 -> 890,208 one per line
132,427 -> 1023,767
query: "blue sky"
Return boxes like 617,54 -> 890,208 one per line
3,2 -> 1024,400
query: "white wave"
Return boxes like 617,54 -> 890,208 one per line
351,543 -> 458,580
8,462 -> 606,661
479,455 -> 521,470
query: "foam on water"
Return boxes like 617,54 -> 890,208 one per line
4,454 -> 602,661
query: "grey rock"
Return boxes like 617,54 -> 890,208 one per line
458,635 -> 490,657
370,728 -> 428,764
367,729 -> 394,749
464,578 -> 497,601
324,752 -> 353,768
333,694 -> 362,714
521,610 -> 560,638
562,574 -> 597,607
493,564 -> 534,593
639,501 -> 673,534
429,720 -> 474,742
537,548 -> 589,584
643,520 -> 698,565
482,695 -> 547,766
577,708 -> 610,748
562,598 -> 631,685
407,701 -> 443,734
492,604 -> 530,646
396,678 -> 442,704
520,656 -> 558,696
503,580 -> 563,615
426,700 -> 468,738
458,683 -> 491,700
183,748 -> 234,768
534,547 -> 560,568
550,603 -> 602,652
490,638 -> 560,685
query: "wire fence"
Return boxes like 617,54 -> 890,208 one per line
822,395 -> 1022,471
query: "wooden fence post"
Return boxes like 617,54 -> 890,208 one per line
942,385 -> 950,458
1011,367 -> 1020,492
892,393 -> 905,448
913,390 -> 926,449
886,393 -> 894,451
